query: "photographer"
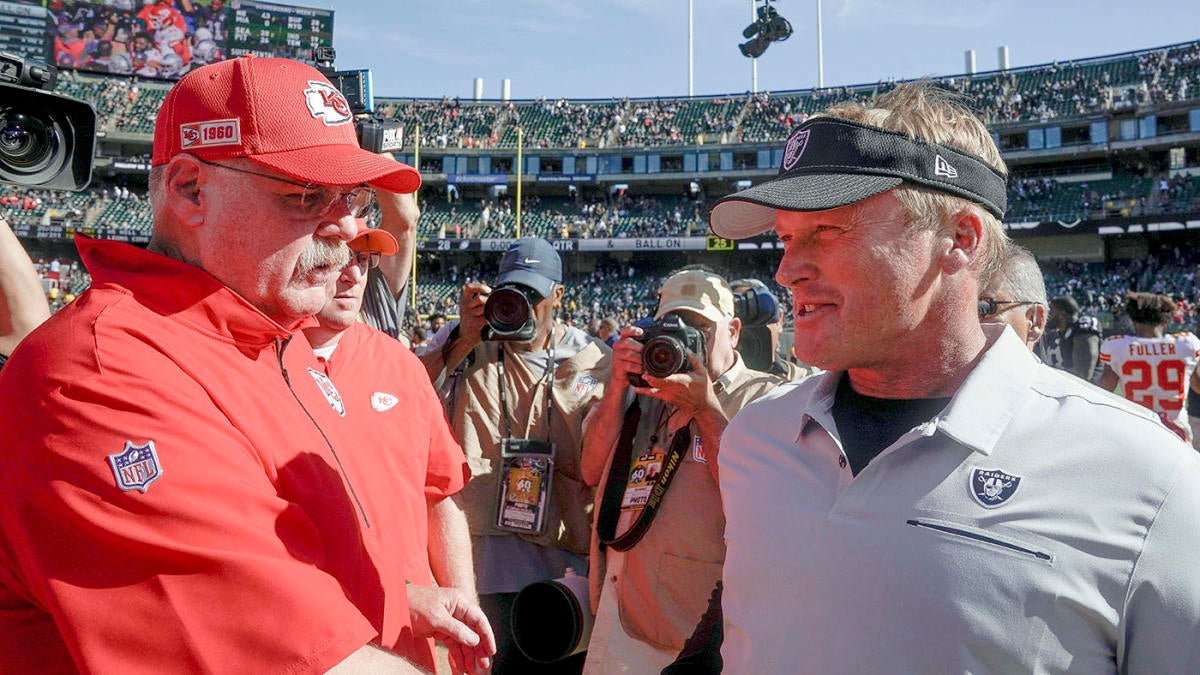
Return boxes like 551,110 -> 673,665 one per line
419,237 -> 612,674
579,268 -> 783,674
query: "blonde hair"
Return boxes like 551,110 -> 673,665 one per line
816,81 -> 1010,282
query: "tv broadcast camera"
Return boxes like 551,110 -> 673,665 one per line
731,280 -> 781,371
312,47 -> 405,154
739,0 -> 793,59
0,52 -> 95,190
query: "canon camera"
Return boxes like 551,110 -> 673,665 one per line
637,313 -> 707,379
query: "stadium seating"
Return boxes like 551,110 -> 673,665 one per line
59,39 -> 1200,151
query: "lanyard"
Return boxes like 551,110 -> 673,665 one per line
596,399 -> 693,552
496,327 -> 558,441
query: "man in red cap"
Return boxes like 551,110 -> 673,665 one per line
0,56 -> 436,672
304,225 -> 496,673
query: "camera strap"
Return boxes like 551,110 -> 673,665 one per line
597,399 -> 692,552
496,329 -> 558,441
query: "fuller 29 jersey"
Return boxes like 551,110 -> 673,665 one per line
1100,331 -> 1200,439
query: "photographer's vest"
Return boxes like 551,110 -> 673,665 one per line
590,356 -> 783,651
448,331 -> 611,554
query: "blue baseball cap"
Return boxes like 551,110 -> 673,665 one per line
497,238 -> 562,298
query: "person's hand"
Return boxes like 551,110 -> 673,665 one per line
609,325 -> 645,392
457,281 -> 491,345
406,584 -> 496,675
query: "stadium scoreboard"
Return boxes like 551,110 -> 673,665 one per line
0,1 -> 49,62
227,0 -> 333,64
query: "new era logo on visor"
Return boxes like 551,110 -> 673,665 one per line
304,80 -> 352,126
782,128 -> 810,171
935,154 -> 959,179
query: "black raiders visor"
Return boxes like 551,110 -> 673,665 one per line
708,117 -> 1008,239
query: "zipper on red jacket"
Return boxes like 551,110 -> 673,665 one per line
275,336 -> 372,529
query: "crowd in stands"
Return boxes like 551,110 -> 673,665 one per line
29,255 -> 89,313
54,40 -> 1200,152
1042,246 -> 1200,332
5,161 -> 1198,247
397,248 -> 1199,346
413,190 -> 706,241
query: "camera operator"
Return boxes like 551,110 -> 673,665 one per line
418,237 -> 612,674
730,277 -> 819,381
579,268 -> 783,674
0,216 -> 50,370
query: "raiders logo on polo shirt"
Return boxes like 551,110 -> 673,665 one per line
971,468 -> 1021,508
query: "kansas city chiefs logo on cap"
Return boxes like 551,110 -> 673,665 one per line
303,80 -> 352,126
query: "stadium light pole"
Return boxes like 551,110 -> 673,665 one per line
411,126 -> 420,310
816,0 -> 824,88
688,0 -> 694,97
750,0 -> 758,93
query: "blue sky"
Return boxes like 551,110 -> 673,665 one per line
328,0 -> 1200,101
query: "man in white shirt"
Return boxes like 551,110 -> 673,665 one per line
705,81 -> 1200,674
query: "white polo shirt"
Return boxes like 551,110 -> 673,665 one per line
720,325 -> 1200,674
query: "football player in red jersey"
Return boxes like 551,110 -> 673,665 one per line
1098,292 -> 1200,443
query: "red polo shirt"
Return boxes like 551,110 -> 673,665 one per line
315,321 -> 470,669
0,238 -> 416,673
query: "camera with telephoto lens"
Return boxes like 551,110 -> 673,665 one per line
732,282 -> 779,328
0,52 -> 95,190
312,47 -> 405,154
637,313 -> 707,379
732,279 -> 781,371
483,283 -> 541,342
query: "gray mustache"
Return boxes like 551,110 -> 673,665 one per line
297,238 -> 350,273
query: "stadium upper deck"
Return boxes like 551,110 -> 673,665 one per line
9,38 -> 1198,247
63,39 -> 1200,150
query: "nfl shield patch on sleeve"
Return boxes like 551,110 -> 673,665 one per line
108,440 -> 163,493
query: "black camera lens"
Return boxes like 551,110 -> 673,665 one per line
642,335 -> 689,378
484,285 -> 537,336
0,112 -> 61,175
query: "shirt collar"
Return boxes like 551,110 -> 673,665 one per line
796,324 -> 1038,456
935,323 -> 1040,456
713,352 -> 748,394
78,235 -> 305,348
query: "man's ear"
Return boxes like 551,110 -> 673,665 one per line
727,316 -> 742,349
552,284 -> 565,307
1027,304 -> 1047,346
163,155 -> 206,227
942,208 -> 983,275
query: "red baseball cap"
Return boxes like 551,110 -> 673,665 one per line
152,55 -> 420,194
